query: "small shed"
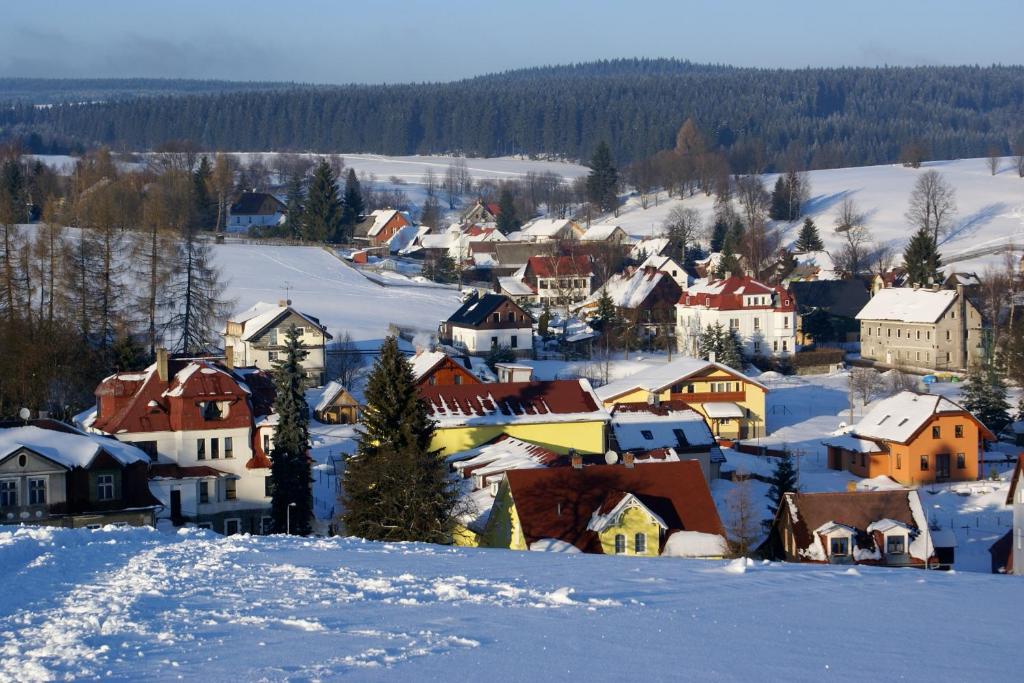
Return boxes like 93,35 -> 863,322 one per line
314,381 -> 360,424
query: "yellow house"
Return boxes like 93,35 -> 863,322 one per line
479,459 -> 726,557
595,358 -> 768,441
419,379 -> 610,456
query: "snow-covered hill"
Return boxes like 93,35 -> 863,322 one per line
596,157 -> 1024,274
1,525 -> 1020,681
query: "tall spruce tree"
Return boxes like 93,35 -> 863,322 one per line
340,169 -> 365,237
903,225 -> 942,286
769,176 -> 789,221
192,156 -> 215,230
593,287 -> 617,331
766,450 -> 799,518
495,189 -> 520,234
269,325 -> 313,535
586,141 -> 619,213
284,172 -> 306,239
709,217 -> 729,252
961,357 -> 1012,433
302,160 -> 342,242
794,218 -> 824,252
341,336 -> 456,543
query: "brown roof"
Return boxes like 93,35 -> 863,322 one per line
526,255 -> 593,279
504,460 -> 723,552
420,380 -> 601,420
149,464 -> 232,479
782,490 -> 919,554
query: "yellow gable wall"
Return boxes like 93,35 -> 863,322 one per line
596,505 -> 662,556
429,420 -> 607,457
479,482 -> 527,550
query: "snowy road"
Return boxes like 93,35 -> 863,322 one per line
1,527 -> 1020,681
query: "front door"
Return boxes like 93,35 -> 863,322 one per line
170,490 -> 182,525
935,453 -> 950,481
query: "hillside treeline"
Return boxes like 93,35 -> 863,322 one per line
2,60 -> 1023,168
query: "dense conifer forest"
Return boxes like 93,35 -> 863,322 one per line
2,59 -> 1023,169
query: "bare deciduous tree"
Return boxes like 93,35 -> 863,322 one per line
986,146 -> 1001,176
725,473 -> 761,558
833,198 -> 871,275
848,367 -> 884,409
905,170 -> 957,245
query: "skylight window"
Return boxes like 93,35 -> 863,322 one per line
641,430 -> 654,440
898,418 -> 909,426
878,415 -> 890,424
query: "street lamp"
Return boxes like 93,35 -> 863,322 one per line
286,501 -> 297,535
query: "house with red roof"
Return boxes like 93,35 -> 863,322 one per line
676,275 -> 796,359
479,459 -> 726,557
515,254 -> 594,306
77,349 -> 280,535
353,209 -> 411,246
461,199 -> 502,224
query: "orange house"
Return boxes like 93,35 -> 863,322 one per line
823,391 -> 995,485
409,350 -> 482,388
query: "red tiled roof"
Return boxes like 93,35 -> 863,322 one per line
505,460 -> 724,552
420,380 -> 600,419
526,255 -> 593,279
679,276 -> 795,312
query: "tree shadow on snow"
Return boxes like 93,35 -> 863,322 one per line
939,202 -> 1008,246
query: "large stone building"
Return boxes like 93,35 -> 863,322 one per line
855,285 -> 984,372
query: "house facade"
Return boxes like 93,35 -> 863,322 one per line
419,379 -> 610,456
595,357 -> 769,441
461,199 -> 500,224
354,209 -> 411,246
480,460 -> 726,557
439,293 -> 534,358
676,276 -> 797,359
768,490 -> 940,568
822,391 -> 994,485
222,301 -> 332,386
856,285 -> 985,373
79,351 -> 279,535
227,192 -> 286,233
0,421 -> 158,528
522,255 -> 594,306
313,381 -> 360,425
410,350 -> 481,387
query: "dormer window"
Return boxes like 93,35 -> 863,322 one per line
886,536 -> 906,554
201,401 -> 229,421
829,537 -> 849,556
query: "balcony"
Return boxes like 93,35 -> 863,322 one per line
671,391 -> 746,404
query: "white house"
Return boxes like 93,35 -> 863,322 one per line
439,293 -> 534,357
222,301 -> 332,386
78,350 -> 280,535
676,276 -> 797,358
515,218 -> 585,243
227,192 -> 286,233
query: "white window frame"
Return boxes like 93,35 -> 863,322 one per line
0,478 -> 19,507
28,478 -> 47,506
96,474 -> 115,501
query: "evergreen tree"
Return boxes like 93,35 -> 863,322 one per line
495,189 -> 520,234
302,160 -> 342,242
715,242 -> 741,279
766,451 -> 799,518
341,337 -> 456,542
269,325 -> 313,535
191,155 -> 215,230
960,357 -> 1012,433
284,172 -> 306,239
720,327 -> 745,368
794,217 -> 824,252
698,322 -> 745,366
902,225 -> 943,286
769,176 -> 789,221
593,287 -> 617,331
538,301 -> 552,338
340,168 -> 365,233
431,253 -> 459,284
586,141 -> 619,213
709,217 -> 729,252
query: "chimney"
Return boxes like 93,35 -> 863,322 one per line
623,452 -> 635,469
570,450 -> 582,470
708,350 -> 717,364
932,283 -> 940,292
156,347 -> 168,382
225,345 -> 235,370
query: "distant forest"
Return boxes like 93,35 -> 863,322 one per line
2,60 -> 1023,169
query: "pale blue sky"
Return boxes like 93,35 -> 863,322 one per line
2,0 -> 1021,83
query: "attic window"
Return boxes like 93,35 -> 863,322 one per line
886,536 -> 906,554
672,428 -> 689,446
641,430 -> 654,440
829,537 -> 849,556
898,418 -> 909,426
202,401 -> 230,421
878,415 -> 890,425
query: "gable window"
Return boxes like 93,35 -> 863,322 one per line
268,351 -> 280,362
197,439 -> 206,460
640,430 -> 654,440
202,401 -> 227,421
293,326 -> 305,336
920,455 -> 929,471
956,453 -> 965,469
224,437 -> 233,459
28,478 -> 46,505
199,481 -> 210,504
0,480 -> 18,507
634,533 -> 647,554
225,479 -> 237,501
954,425 -> 963,438
886,536 -> 906,554
270,328 -> 278,345
931,426 -> 940,439
454,374 -> 463,385
830,537 -> 849,556
614,534 -> 626,554
96,474 -> 115,501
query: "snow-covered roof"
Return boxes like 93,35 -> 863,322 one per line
227,301 -> 326,341
596,357 -> 766,402
580,224 -> 624,241
365,209 -> 401,237
851,391 -> 965,444
792,251 -> 838,280
579,267 -> 666,310
314,380 -> 350,414
662,530 -> 729,558
529,538 -> 582,553
421,380 -> 609,429
630,237 -> 668,261
610,404 -> 715,451
446,435 -> 559,480
703,402 -> 744,419
0,425 -> 149,469
587,492 -> 667,533
521,218 -> 575,240
821,433 -> 885,454
855,287 -> 956,323
498,276 -> 535,297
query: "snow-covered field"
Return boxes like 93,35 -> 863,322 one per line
212,243 -> 461,341
1,525 -> 1021,682
597,157 -> 1024,273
